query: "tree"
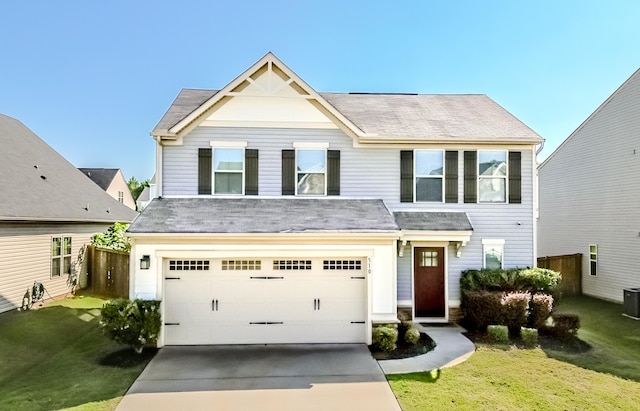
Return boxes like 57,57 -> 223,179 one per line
91,222 -> 131,252
127,176 -> 149,202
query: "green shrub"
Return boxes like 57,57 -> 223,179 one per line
100,298 -> 161,353
502,292 -> 531,336
521,327 -> 539,348
487,325 -> 510,344
372,326 -> 398,352
551,312 -> 580,339
405,327 -> 421,345
518,268 -> 562,297
462,291 -> 504,331
528,293 -> 554,329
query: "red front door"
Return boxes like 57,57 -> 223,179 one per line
413,247 -> 445,318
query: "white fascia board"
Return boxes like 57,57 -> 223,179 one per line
400,230 -> 472,243
167,52 -> 367,139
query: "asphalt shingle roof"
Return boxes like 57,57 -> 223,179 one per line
151,88 -> 542,144
78,168 -> 119,191
128,198 -> 399,234
0,114 -> 138,223
394,212 -> 473,231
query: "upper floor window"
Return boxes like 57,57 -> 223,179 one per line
589,244 -> 597,276
415,150 -> 444,202
296,149 -> 326,196
118,191 -> 124,203
478,151 -> 507,203
214,148 -> 244,194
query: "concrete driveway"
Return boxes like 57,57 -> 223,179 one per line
116,344 -> 401,411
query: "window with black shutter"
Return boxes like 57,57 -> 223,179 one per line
400,150 -> 413,202
198,148 -> 212,195
445,150 -> 458,203
463,151 -> 477,203
245,149 -> 259,195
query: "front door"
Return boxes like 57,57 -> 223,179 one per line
413,247 -> 445,318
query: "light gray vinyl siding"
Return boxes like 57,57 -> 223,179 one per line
0,222 -> 109,313
538,69 -> 640,303
163,126 -> 536,306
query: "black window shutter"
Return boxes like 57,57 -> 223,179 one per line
327,150 -> 340,196
245,149 -> 259,195
463,151 -> 477,203
509,151 -> 522,204
400,150 -> 414,203
198,148 -> 212,195
281,150 -> 295,195
445,150 -> 458,203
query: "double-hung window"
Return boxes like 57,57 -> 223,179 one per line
52,236 -> 72,278
482,239 -> 504,269
589,244 -> 598,276
118,191 -> 124,203
296,149 -> 326,195
415,150 -> 444,202
478,151 -> 507,203
213,147 -> 244,194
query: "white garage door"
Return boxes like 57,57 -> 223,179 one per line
163,257 -> 367,345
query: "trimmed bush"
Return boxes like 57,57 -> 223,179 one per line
521,327 -> 538,348
502,292 -> 531,336
551,312 -> 580,339
462,291 -> 504,331
372,326 -> 398,352
100,298 -> 161,353
405,327 -> 421,345
518,268 -> 562,297
487,325 -> 510,344
528,293 -> 554,329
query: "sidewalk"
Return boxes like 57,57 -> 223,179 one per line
377,324 -> 475,374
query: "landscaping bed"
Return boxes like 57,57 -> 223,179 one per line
369,331 -> 436,360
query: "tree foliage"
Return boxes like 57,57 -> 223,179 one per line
91,222 -> 131,252
127,176 -> 149,201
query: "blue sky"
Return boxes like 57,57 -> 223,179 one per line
1,1 -> 638,181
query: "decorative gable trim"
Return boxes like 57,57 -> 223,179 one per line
164,53 -> 366,141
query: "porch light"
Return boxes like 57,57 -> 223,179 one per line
140,255 -> 150,270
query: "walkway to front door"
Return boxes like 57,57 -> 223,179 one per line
414,247 -> 446,318
116,344 -> 401,411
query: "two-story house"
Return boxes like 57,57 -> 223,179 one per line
128,53 -> 542,346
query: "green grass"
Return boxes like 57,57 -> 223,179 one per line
0,296 -> 155,411
546,295 -> 640,381
388,295 -> 640,410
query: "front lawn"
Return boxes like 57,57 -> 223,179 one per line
0,296 -> 155,411
388,296 -> 640,410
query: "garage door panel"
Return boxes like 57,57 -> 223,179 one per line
164,257 -> 367,345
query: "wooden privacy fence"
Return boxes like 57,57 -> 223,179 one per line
87,245 -> 130,298
537,253 -> 582,297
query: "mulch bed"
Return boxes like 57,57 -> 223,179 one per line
369,332 -> 436,360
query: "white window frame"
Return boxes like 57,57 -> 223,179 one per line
478,150 -> 508,204
118,191 -> 124,203
589,244 -> 598,276
414,149 -> 444,203
482,239 -> 505,269
210,141 -> 247,195
293,143 -> 328,197
51,236 -> 72,278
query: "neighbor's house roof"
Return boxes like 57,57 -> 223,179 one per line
128,198 -> 399,234
394,212 -> 473,231
0,114 -> 138,223
78,168 -> 119,191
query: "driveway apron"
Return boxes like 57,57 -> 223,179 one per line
116,344 -> 401,411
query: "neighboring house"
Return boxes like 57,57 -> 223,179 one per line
135,174 -> 156,211
128,53 -> 542,346
0,114 -> 138,313
538,68 -> 640,303
79,168 -> 136,210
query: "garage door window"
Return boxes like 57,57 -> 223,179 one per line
323,260 -> 362,270
273,260 -> 312,270
222,260 -> 261,270
169,260 -> 210,271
